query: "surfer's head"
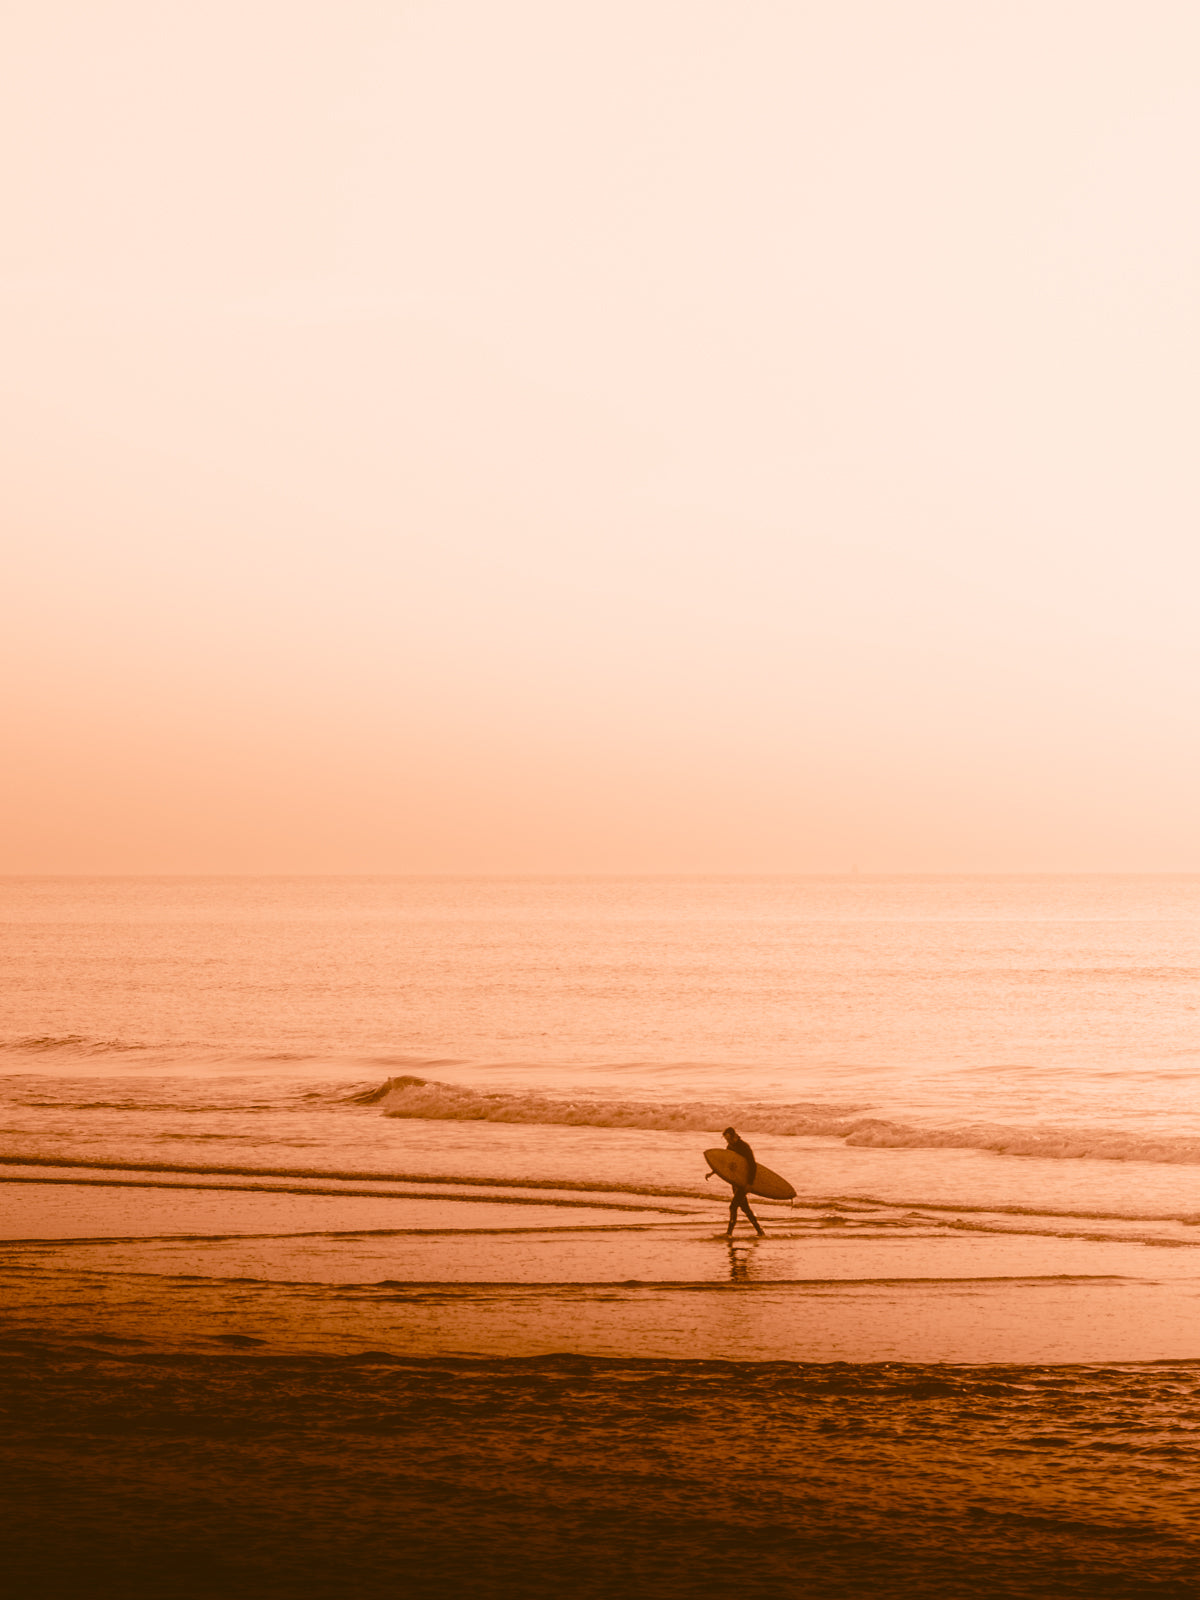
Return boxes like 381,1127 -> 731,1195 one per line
723,1126 -> 738,1144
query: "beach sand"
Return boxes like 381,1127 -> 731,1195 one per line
4,1174 -> 1200,1597
3,1342 -> 1197,1600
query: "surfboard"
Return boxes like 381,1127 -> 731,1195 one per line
704,1147 -> 795,1200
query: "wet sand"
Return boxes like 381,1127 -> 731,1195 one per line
5,1171 -> 1200,1595
3,1342 -> 1198,1600
6,1171 -> 1200,1363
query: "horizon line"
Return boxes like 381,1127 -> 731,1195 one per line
4,871 -> 1200,882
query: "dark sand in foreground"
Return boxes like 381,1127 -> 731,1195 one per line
3,1338 -> 1198,1600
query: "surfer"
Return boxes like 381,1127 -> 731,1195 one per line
722,1126 -> 765,1236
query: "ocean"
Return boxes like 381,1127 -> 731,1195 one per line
3,876 -> 1200,1597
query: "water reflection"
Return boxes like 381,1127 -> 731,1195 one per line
726,1237 -> 762,1282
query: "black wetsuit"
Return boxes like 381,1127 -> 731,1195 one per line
726,1135 -> 757,1185
725,1137 -> 764,1235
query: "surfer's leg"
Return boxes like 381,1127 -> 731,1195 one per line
740,1194 -> 765,1235
727,1193 -> 739,1234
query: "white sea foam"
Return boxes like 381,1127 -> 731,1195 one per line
366,1075 -> 1200,1166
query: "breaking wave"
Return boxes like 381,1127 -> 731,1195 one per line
357,1075 -> 866,1135
363,1075 -> 1200,1166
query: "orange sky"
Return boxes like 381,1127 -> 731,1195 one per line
3,1 -> 1198,873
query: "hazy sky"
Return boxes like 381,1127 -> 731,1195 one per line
4,1 -> 1198,872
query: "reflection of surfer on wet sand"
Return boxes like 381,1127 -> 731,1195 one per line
726,1237 -> 758,1279
704,1127 -> 796,1236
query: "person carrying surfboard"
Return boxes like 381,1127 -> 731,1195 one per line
722,1126 -> 765,1236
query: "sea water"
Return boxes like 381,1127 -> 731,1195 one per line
3,875 -> 1200,1363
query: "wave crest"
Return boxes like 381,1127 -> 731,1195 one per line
361,1076 -> 863,1136
362,1076 -> 1200,1165
842,1118 -> 1200,1164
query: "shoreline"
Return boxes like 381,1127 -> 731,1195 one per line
6,1246 -> 1200,1366
5,1161 -> 1200,1365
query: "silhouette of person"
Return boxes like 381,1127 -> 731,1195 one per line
722,1126 -> 765,1236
